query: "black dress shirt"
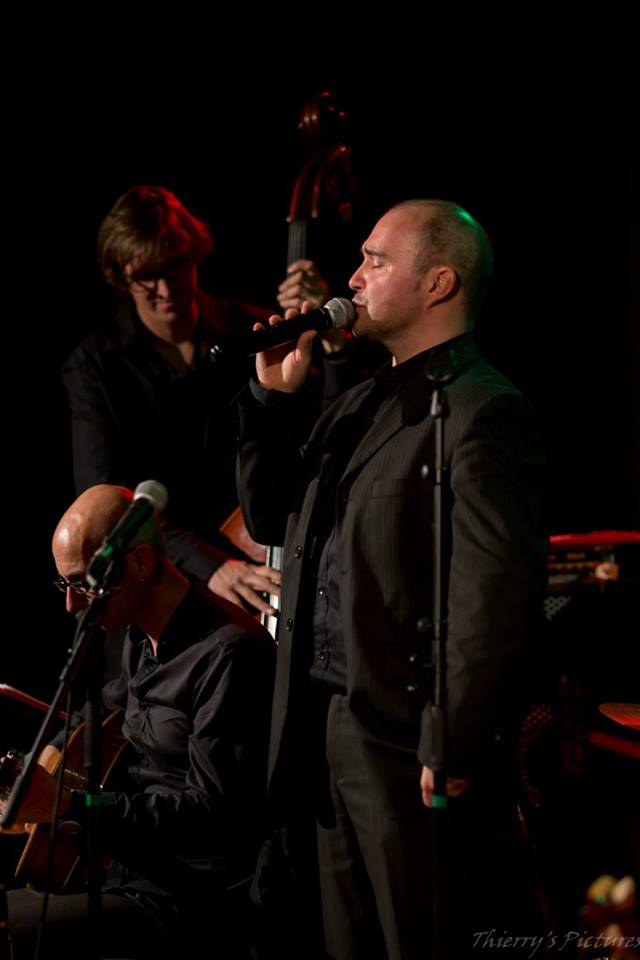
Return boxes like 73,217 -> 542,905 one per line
85,585 -> 276,916
249,360 -> 414,691
62,294 -> 268,583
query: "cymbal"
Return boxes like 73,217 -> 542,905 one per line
599,703 -> 640,731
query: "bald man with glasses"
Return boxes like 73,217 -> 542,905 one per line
3,483 -> 275,959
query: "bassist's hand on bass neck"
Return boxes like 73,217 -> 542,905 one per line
278,260 -> 348,355
277,258 -> 329,311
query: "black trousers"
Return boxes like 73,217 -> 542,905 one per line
7,885 -> 250,960
316,695 -> 542,960
6,887 -> 175,960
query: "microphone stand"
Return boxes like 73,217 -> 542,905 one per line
423,371 -> 452,960
81,601 -> 108,958
1,565 -> 123,960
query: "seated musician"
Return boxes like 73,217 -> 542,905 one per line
1,484 -> 275,960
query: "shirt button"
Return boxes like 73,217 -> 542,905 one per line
318,652 -> 327,662
318,586 -> 326,596
285,618 -> 294,631
409,653 -> 431,669
294,545 -> 303,559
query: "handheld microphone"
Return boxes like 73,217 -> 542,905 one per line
85,480 -> 169,588
209,297 -> 355,360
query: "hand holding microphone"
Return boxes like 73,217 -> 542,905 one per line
251,298 -> 354,394
255,302 -> 318,394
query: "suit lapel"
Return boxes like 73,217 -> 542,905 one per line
339,333 -> 481,484
340,375 -> 434,482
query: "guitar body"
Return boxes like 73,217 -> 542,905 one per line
14,710 -> 126,893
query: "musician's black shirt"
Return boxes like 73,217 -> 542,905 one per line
90,585 -> 275,915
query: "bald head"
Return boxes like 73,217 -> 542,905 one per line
52,484 -> 162,571
392,200 -> 493,319
52,485 -> 178,637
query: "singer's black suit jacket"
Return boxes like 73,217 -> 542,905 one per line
237,333 -> 547,816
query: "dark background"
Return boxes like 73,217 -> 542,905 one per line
3,63 -> 638,925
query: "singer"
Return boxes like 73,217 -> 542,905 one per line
237,200 -> 547,958
2,484 -> 275,959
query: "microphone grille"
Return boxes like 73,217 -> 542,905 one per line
324,297 -> 355,330
134,480 -> 169,513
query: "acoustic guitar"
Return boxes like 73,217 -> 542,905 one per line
0,705 -> 126,893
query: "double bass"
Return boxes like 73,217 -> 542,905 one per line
222,90 -> 357,639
